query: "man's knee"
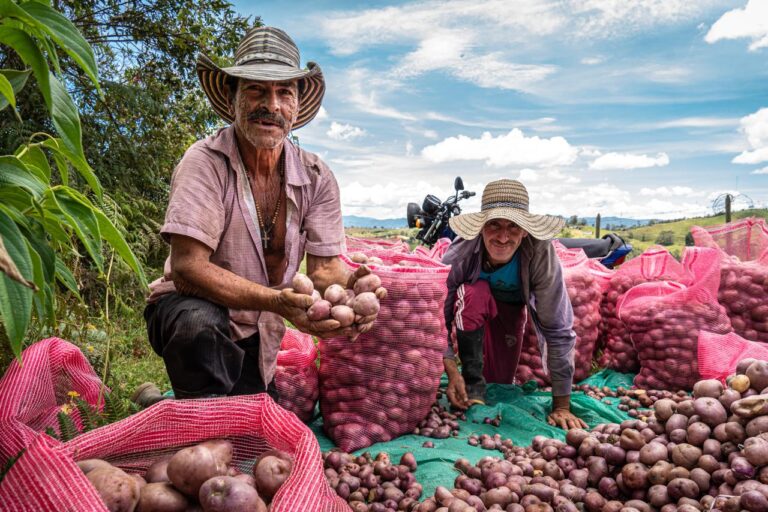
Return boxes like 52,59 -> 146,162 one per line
454,280 -> 496,331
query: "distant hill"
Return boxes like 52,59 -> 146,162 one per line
343,216 -> 407,228
578,216 -> 653,228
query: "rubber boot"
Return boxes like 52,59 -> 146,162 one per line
456,327 -> 486,404
131,382 -> 169,408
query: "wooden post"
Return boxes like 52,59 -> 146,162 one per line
595,213 -> 601,239
725,195 -> 732,223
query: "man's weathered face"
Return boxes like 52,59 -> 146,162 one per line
481,218 -> 528,266
231,78 -> 299,149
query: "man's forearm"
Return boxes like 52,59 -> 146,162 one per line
444,357 -> 461,378
552,393 -> 571,411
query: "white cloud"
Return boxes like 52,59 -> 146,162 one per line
752,166 -> 768,174
639,186 -> 696,197
590,152 -> 670,170
326,122 -> 366,141
315,106 -> 328,121
655,117 -> 740,129
706,0 -> 768,51
732,108 -> 768,164
581,57 -> 604,65
421,129 -> 579,168
518,169 -> 539,182
341,68 -> 417,121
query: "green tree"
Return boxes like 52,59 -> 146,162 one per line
655,230 -> 675,246
685,232 -> 695,246
567,214 -> 578,226
0,0 -> 145,357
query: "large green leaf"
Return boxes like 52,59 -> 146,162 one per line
17,145 -> 51,181
0,155 -> 47,197
93,208 -> 148,288
20,1 -> 99,90
54,256 -> 81,299
48,73 -> 87,167
18,219 -> 54,282
47,188 -> 103,272
42,138 -> 101,198
25,238 -> 51,322
0,187 -> 33,211
0,27 -> 51,109
0,69 -> 30,112
0,207 -> 34,358
0,73 -> 16,110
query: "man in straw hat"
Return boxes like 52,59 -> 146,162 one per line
136,26 -> 384,405
442,179 -> 587,430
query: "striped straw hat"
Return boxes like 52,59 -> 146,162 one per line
449,179 -> 565,240
196,26 -> 324,129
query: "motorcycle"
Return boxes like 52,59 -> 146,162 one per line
407,178 -> 632,268
407,177 -> 475,247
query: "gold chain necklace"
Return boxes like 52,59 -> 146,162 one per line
252,157 -> 284,250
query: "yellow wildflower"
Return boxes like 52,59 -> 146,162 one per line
60,404 -> 73,415
67,390 -> 80,399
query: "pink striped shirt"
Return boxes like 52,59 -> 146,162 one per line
148,126 -> 344,384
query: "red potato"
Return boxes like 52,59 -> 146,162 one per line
331,305 -> 355,327
144,456 -> 173,483
351,292 -> 380,316
324,284 -> 347,305
78,458 -> 114,475
253,451 -> 293,501
307,299 -> 332,321
166,444 -> 228,497
291,273 -> 314,296
353,273 -> 382,295
87,466 -> 141,512
198,476 -> 266,512
138,482 -> 188,512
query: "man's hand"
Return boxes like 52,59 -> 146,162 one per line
347,264 -> 388,300
274,289 -> 353,338
547,406 -> 588,430
444,358 -> 470,410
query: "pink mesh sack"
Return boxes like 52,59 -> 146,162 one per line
0,337 -> 105,463
698,331 -> 768,383
344,235 -> 409,253
691,218 -> 768,342
618,247 -> 733,390
276,328 -> 319,423
515,246 -> 613,385
319,251 -> 449,452
412,237 -> 453,261
598,246 -> 693,373
0,396 -> 348,511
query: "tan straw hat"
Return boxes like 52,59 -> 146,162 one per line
449,179 -> 565,240
196,26 -> 324,130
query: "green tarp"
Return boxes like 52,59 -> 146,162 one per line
310,370 -> 636,499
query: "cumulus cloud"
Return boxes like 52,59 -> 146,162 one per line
581,57 -> 604,65
421,129 -> 579,168
315,106 -> 328,121
752,166 -> 768,174
327,122 -> 366,141
706,0 -> 768,51
341,68 -> 417,121
589,152 -> 670,171
732,108 -> 768,164
639,186 -> 696,197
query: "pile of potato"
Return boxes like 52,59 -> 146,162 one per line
274,329 -> 319,423
319,252 -> 449,452
78,439 -> 292,512
409,359 -> 768,512
718,259 -> 768,343
619,283 -> 732,391
291,272 -> 382,329
514,257 -> 607,386
413,403 -> 462,439
323,450 -> 422,511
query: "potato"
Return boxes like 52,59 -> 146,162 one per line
307,299 -> 332,321
144,456 -> 172,483
353,274 -> 382,295
87,466 -> 141,512
324,284 -> 347,305
199,440 -> 234,467
198,476 -> 266,512
253,451 -> 293,500
331,305 -> 355,327
138,482 -> 188,512
78,458 -> 114,475
291,273 -> 314,295
350,292 -> 380,316
347,252 -> 369,263
167,445 -> 228,497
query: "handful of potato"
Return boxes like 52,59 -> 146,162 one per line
78,439 -> 293,512
291,272 -> 382,330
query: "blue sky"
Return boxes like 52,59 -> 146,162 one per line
229,0 -> 768,220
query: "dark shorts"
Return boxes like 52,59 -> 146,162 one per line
144,293 -> 277,400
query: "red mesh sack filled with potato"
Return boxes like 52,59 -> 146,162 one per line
0,337 -> 105,464
618,247 -> 733,390
598,246 -> 693,373
514,245 -> 613,386
698,331 -> 768,383
412,237 -> 453,261
319,251 -> 449,452
275,328 -> 319,423
0,395 -> 347,512
691,217 -> 768,342
344,235 -> 409,253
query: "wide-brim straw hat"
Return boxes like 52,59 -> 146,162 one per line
196,26 -> 324,130
449,179 -> 565,240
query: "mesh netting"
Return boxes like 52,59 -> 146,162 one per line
275,328 -> 319,423
411,237 -> 452,261
0,395 -> 347,512
692,218 -> 768,342
515,245 -> 613,385
598,246 -> 693,373
618,247 -> 733,390
344,235 -> 409,253
698,330 -> 768,383
0,337 -> 105,463
319,250 -> 449,452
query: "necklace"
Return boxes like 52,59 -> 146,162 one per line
252,157 -> 284,250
